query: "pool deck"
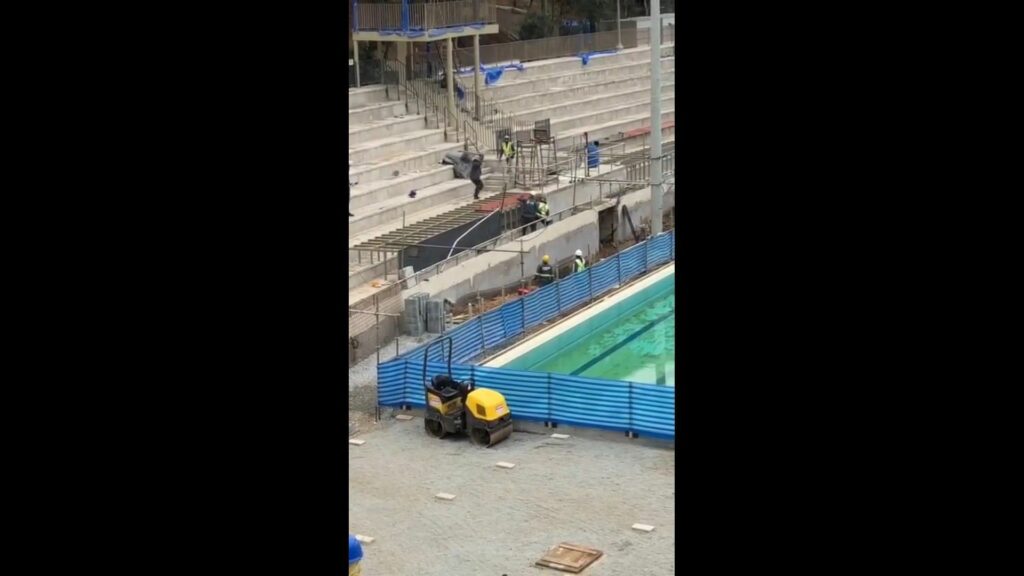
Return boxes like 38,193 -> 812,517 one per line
483,263 -> 675,368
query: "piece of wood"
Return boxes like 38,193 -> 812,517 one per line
536,543 -> 603,573
551,433 -> 570,439
355,534 -> 375,544
349,439 -> 366,445
435,492 -> 456,500
632,523 -> 655,532
496,461 -> 516,469
395,414 -> 413,421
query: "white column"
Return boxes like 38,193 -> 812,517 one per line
649,0 -> 662,235
473,34 -> 481,120
446,36 -> 456,119
616,0 -> 623,50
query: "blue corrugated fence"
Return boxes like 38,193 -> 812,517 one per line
375,230 -> 677,440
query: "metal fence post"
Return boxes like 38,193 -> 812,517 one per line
588,266 -> 594,303
520,298 -> 526,337
616,250 -> 623,286
478,316 -> 486,354
546,371 -> 553,427
627,382 -> 634,438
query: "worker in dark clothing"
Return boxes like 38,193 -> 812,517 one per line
536,254 -> 555,287
499,135 -> 516,169
520,194 -> 538,232
469,156 -> 484,200
573,249 -> 587,274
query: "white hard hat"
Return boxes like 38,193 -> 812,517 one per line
575,249 -> 583,257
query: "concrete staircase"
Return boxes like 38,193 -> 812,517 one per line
348,83 -> 471,244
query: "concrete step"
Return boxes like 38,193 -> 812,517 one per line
465,57 -> 675,102
548,94 -> 676,137
351,166 -> 456,211
350,141 -> 466,184
349,178 -> 477,238
485,71 -> 667,114
348,191 -> 486,251
348,100 -> 412,125
514,82 -> 676,124
349,114 -> 427,142
349,85 -> 390,108
556,109 -> 677,151
477,46 -> 653,85
348,129 -> 448,166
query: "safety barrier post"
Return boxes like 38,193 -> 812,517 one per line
627,382 -> 635,439
520,299 -> 526,338
546,371 -> 553,428
587,266 -> 594,303
478,316 -> 486,355
616,250 -> 623,287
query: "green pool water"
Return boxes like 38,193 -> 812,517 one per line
502,274 -> 675,385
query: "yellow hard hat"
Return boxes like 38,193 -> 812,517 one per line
543,255 -> 550,263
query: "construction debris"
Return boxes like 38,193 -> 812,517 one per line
632,523 -> 655,532
496,461 -> 516,469
551,433 -> 571,439
349,439 -> 366,446
355,534 -> 375,544
395,414 -> 413,421
535,543 -> 603,573
435,492 -> 457,501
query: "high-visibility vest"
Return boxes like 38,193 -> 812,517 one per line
574,257 -> 586,273
537,201 -> 549,218
502,140 -> 516,158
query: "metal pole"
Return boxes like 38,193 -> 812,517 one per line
375,295 -> 381,365
354,39 -> 361,87
649,0 -> 663,236
616,0 -> 623,50
446,36 -> 456,125
473,33 -> 482,121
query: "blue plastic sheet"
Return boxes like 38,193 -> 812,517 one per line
579,49 -> 618,66
378,231 -> 679,439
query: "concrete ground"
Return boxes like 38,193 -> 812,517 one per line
349,414 -> 675,575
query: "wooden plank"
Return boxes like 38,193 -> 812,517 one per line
536,543 -> 603,573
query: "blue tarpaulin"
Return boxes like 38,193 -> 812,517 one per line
579,49 -> 618,66
587,142 -> 600,168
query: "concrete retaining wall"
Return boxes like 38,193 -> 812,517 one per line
404,209 -> 600,304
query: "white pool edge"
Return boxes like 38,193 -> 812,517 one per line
483,263 -> 675,368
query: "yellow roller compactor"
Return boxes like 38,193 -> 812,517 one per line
423,338 -> 513,447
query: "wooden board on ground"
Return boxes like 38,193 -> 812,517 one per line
536,543 -> 603,573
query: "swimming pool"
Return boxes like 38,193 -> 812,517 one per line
486,266 -> 675,386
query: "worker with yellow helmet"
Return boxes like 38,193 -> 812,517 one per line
535,254 -> 555,287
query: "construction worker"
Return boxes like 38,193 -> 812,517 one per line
499,135 -> 516,168
520,194 -> 538,232
536,194 -> 550,226
536,254 -> 555,287
573,249 -> 587,274
349,533 -> 363,575
349,161 -> 357,217
469,156 -> 484,200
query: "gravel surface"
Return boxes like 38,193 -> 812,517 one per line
348,333 -> 441,434
349,416 -> 675,575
